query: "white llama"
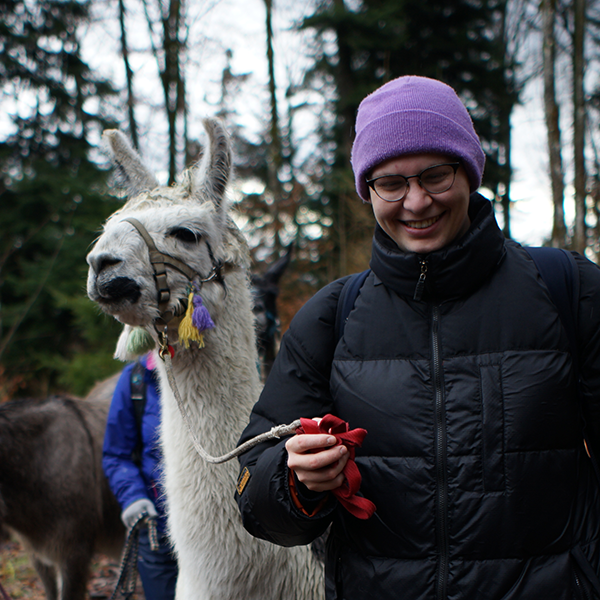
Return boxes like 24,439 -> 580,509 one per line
86,119 -> 324,600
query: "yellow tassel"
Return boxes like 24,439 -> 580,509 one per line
178,292 -> 202,349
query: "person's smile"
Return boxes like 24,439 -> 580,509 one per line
402,212 -> 446,230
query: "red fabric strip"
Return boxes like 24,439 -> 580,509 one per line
296,414 -> 376,520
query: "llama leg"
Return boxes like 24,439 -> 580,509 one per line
56,553 -> 91,600
174,567 -> 197,600
32,558 -> 58,600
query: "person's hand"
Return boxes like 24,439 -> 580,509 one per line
286,428 -> 350,493
121,498 -> 157,529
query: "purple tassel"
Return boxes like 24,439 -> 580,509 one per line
192,294 -> 215,333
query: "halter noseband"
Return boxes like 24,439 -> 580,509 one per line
124,217 -> 224,326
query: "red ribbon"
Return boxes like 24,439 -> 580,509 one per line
296,414 -> 376,520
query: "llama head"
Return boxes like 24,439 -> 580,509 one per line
87,118 -> 250,356
250,244 -> 292,379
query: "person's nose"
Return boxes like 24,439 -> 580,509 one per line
402,179 -> 433,213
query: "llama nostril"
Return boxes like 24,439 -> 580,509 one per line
100,277 -> 141,303
100,257 -> 122,272
89,254 -> 122,275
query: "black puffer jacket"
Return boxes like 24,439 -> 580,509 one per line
236,194 -> 600,600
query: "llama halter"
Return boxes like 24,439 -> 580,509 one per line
123,217 -> 222,339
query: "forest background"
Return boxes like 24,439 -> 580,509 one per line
1,0 -> 598,399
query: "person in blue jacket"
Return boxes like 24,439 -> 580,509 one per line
103,352 -> 178,600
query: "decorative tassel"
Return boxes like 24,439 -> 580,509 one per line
126,327 -> 156,356
115,325 -> 155,361
177,287 -> 215,350
192,294 -> 215,333
178,292 -> 204,348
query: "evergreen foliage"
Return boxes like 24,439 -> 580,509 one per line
0,0 -> 123,398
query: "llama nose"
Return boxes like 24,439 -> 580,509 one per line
88,252 -> 122,275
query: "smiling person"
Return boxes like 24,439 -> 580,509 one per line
235,76 -> 600,599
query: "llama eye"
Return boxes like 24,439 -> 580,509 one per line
169,228 -> 201,243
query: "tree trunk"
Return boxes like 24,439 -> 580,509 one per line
141,0 -> 186,184
264,0 -> 282,177
118,0 -> 139,150
541,0 -> 567,247
498,1 -> 514,239
264,0 -> 284,254
573,0 -> 586,253
333,0 -> 358,276
161,0 -> 183,185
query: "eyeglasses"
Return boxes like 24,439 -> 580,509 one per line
366,163 -> 461,203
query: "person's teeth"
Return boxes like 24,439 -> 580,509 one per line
405,214 -> 442,229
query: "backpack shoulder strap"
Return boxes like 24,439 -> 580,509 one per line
130,360 -> 147,422
525,247 -> 579,372
525,248 -> 600,472
130,360 -> 147,465
334,269 -> 371,344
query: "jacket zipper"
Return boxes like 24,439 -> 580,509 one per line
574,566 -> 591,600
414,257 -> 428,301
432,305 -> 449,600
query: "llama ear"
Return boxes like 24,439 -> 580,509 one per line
192,118 -> 232,212
103,130 -> 158,196
264,244 -> 293,285
221,216 -> 251,269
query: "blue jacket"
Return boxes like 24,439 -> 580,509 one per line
103,355 -> 168,533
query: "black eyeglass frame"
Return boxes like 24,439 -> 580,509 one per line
365,162 -> 461,203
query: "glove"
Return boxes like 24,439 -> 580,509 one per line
121,498 -> 158,529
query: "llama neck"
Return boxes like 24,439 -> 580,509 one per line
156,273 -> 262,456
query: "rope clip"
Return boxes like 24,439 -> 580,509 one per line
158,328 -> 171,361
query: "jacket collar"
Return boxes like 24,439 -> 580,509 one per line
369,193 -> 506,302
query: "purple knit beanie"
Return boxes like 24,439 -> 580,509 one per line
351,76 -> 485,201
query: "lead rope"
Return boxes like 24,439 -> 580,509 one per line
0,581 -> 12,600
158,331 -> 300,464
109,513 -> 159,600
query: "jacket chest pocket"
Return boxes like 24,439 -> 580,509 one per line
479,362 -> 505,493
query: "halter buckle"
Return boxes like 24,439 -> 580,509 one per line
158,329 -> 170,360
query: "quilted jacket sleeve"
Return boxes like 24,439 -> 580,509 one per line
102,362 -> 150,510
235,277 -> 349,547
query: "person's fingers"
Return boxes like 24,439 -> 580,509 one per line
287,442 -> 351,492
286,433 -> 336,454
297,449 -> 350,482
294,457 -> 348,492
287,440 -> 347,472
